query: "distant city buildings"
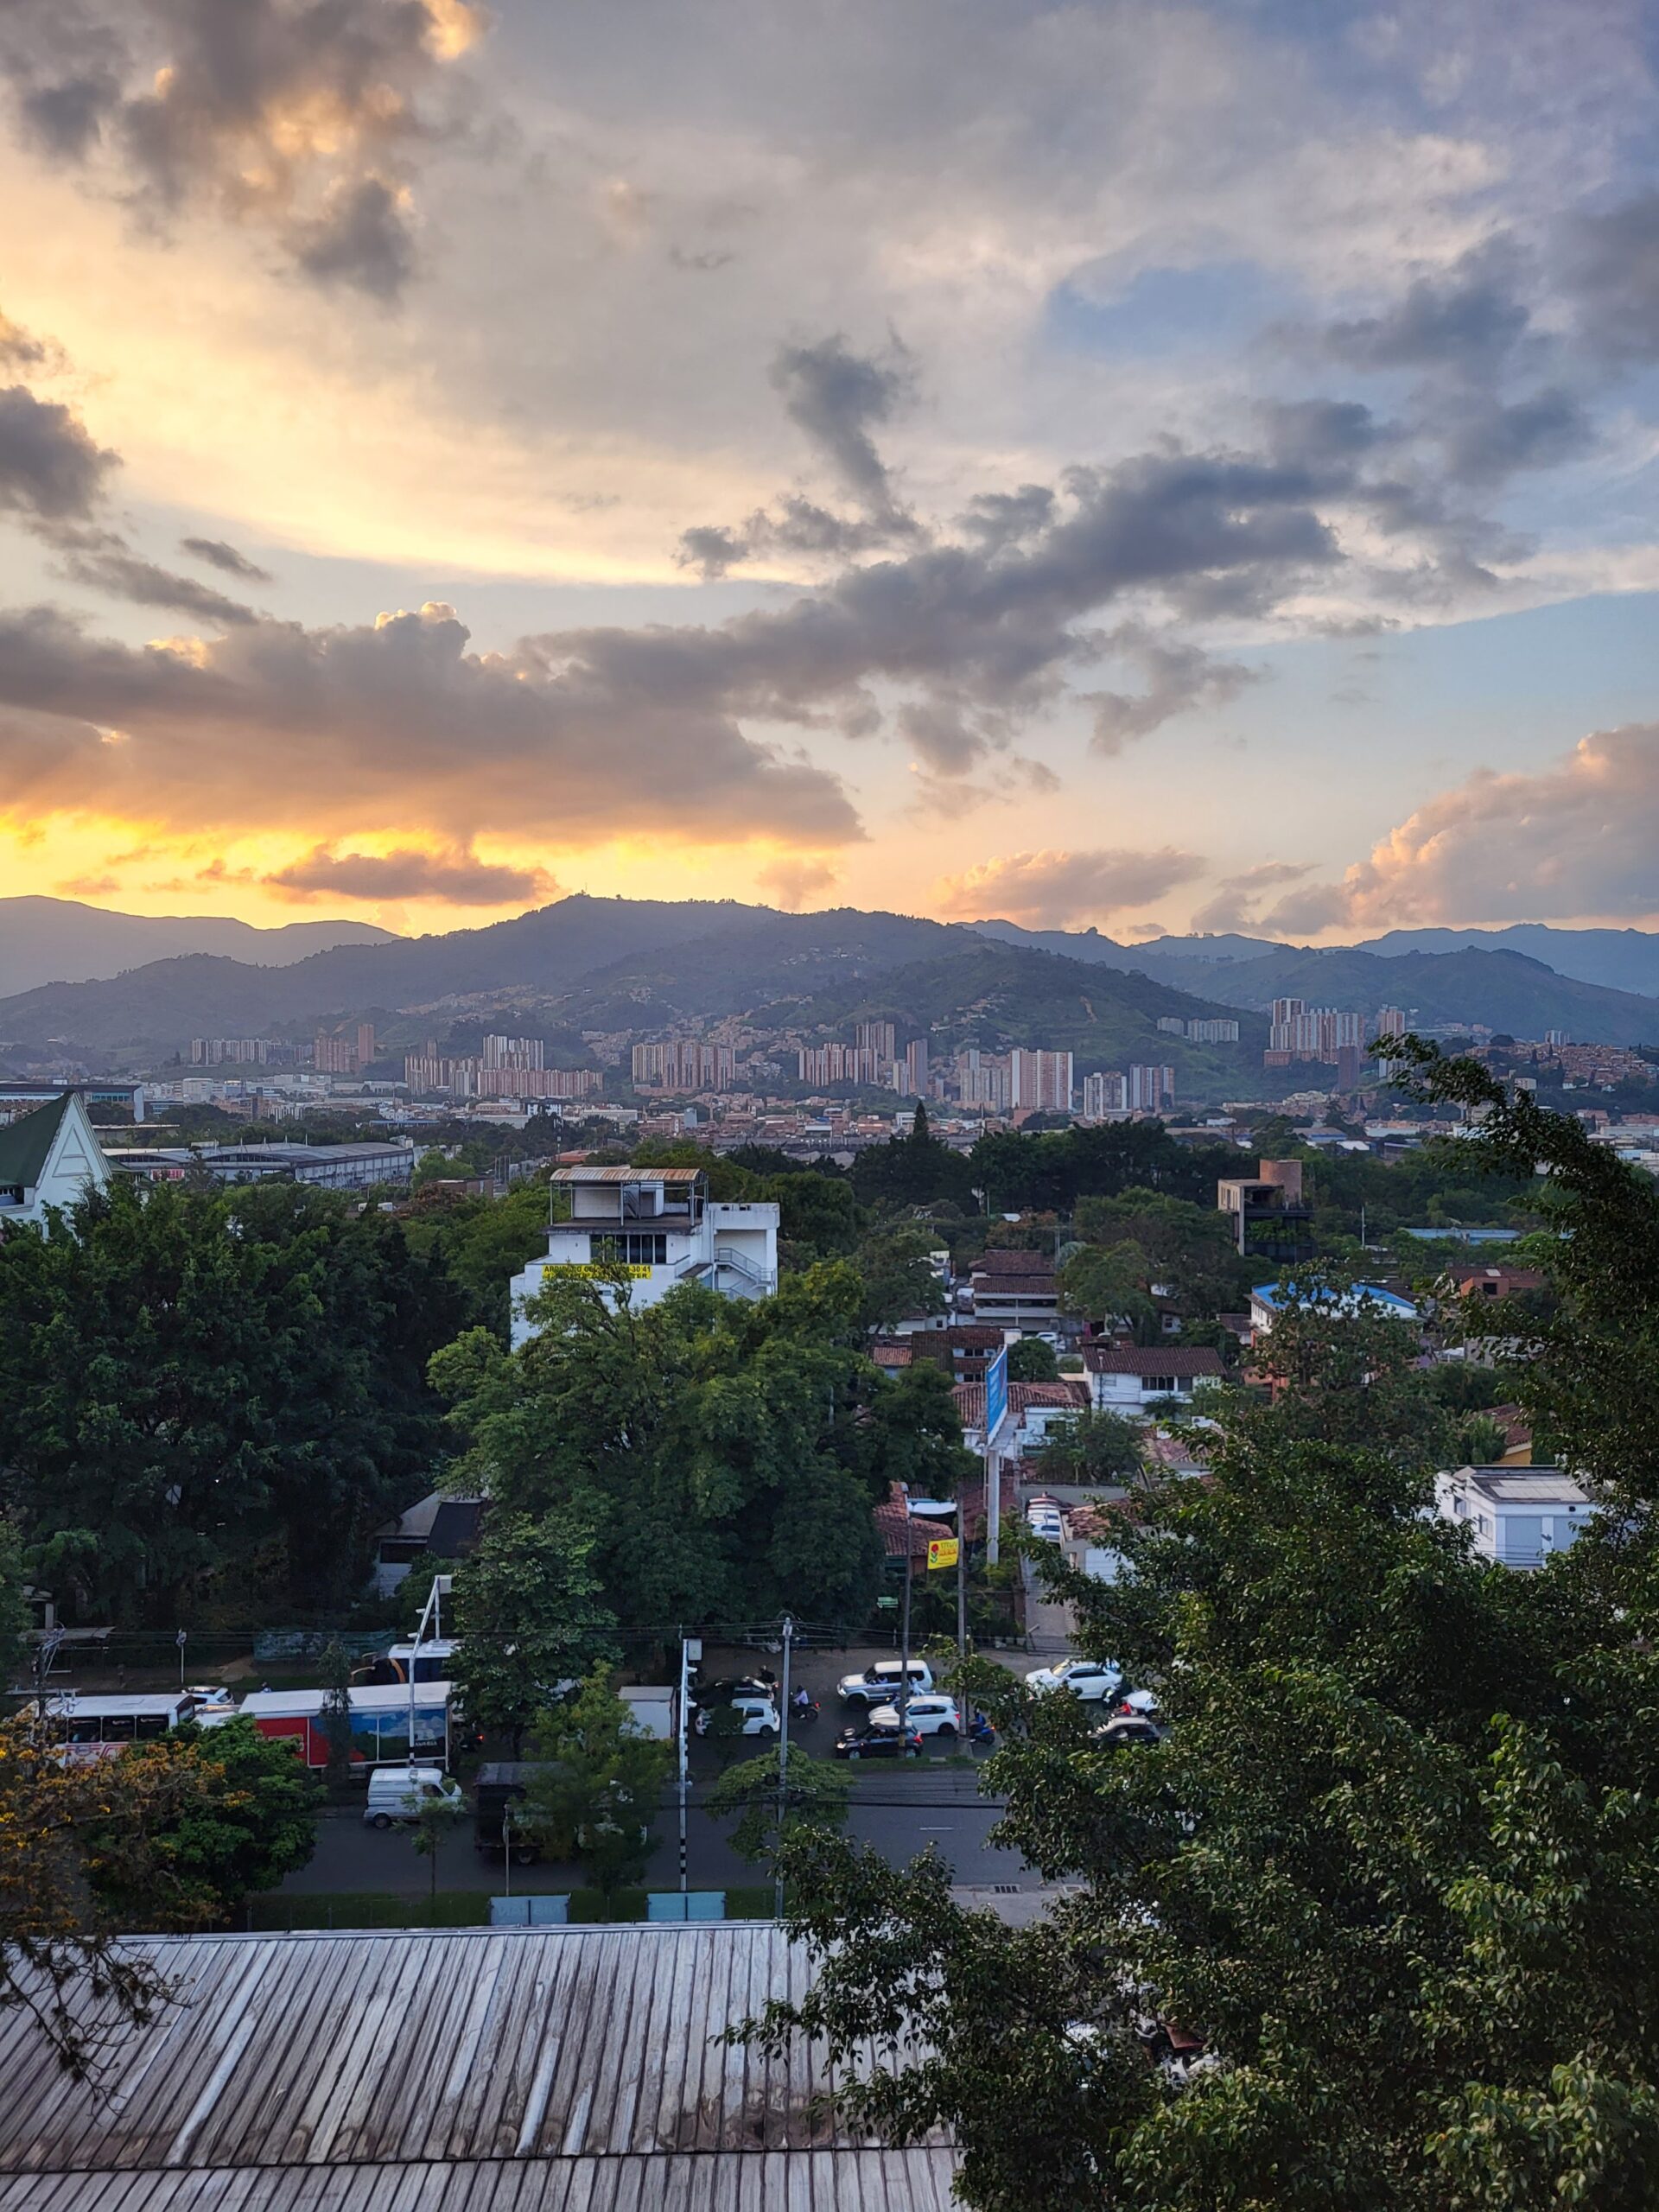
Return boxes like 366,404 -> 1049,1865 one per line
1128,1064 -> 1175,1112
406,1037 -> 601,1103
632,1040 -> 736,1091
1080,1071 -> 1127,1119
1156,1016 -> 1239,1043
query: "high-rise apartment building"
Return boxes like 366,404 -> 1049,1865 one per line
855,1020 -> 896,1063
1009,1048 -> 1074,1114
892,1038 -> 930,1097
1156,1015 -> 1185,1035
314,1033 -> 356,1075
1186,1018 -> 1240,1044
1128,1064 -> 1175,1113
355,1023 -> 377,1069
957,1049 -> 1012,1111
797,1042 -> 886,1088
631,1041 -> 735,1092
1081,1071 -> 1128,1119
1268,1005 -> 1364,1060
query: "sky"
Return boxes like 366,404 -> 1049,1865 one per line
1,0 -> 1659,944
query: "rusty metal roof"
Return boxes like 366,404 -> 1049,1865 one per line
2,1926 -> 956,2209
550,1166 -> 704,1185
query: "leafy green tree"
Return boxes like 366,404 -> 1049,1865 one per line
410,1787 -> 468,1912
1007,1337 -> 1058,1382
318,1639 -> 355,1798
740,1061 -> 1659,2212
768,1172 -> 860,1260
1454,1413 -> 1511,1465
705,1745 -> 851,1863
1058,1241 -> 1157,1340
852,1223 -> 948,1327
433,1262 -> 953,1632
852,1105 -> 976,1209
449,1506 -> 620,1753
519,1670 -> 673,1891
0,1179 -> 465,1621
86,1718 -> 319,1928
1033,1408 -> 1143,1484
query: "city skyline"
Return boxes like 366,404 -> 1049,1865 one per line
0,2 -> 1656,940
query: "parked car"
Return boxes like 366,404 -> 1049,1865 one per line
1091,1715 -> 1168,1749
837,1659 -> 934,1707
834,1721 -> 925,1760
473,1760 -> 550,1861
364,1765 -> 463,1829
694,1692 -> 779,1737
868,1694 -> 960,1737
1027,1657 -> 1122,1701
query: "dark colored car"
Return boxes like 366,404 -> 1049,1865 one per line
834,1722 -> 925,1760
1092,1717 -> 1168,1750
474,1761 -> 554,1861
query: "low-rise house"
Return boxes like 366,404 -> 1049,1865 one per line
908,1323 -> 1011,1383
1449,1265 -> 1548,1301
511,1165 -> 779,1346
1081,1344 -> 1224,1412
0,1090 -> 111,1229
969,1249 -> 1060,1332
1433,1464 -> 1594,1568
370,1489 -> 487,1597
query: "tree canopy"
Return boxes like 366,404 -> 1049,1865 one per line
433,1260 -> 969,1631
748,1052 -> 1659,2210
0,1179 -> 468,1623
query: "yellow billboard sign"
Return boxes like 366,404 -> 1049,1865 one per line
926,1537 -> 960,1572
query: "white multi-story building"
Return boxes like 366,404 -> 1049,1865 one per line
510,1166 -> 779,1345
1433,1465 -> 1594,1569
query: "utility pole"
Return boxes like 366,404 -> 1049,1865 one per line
677,1632 -> 700,1897
775,1615 -> 794,1919
899,1485 -> 914,1745
956,1493 -> 967,1657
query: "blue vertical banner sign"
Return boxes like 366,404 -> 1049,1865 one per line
983,1344 -> 1008,1440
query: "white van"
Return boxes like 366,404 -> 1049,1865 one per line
364,1765 -> 463,1829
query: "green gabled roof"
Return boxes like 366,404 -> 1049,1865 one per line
0,1093 -> 74,1191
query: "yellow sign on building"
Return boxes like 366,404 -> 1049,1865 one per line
543,1262 -> 654,1280
926,1537 -> 960,1572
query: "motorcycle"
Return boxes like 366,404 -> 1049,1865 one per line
790,1697 -> 821,1726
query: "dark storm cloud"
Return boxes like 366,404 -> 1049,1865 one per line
770,334 -> 915,513
0,385 -> 118,520
58,547 -> 258,625
290,176 -> 416,302
181,536 -> 274,583
1320,240 -> 1531,372
0,600 -> 863,848
0,0 -> 485,298
1086,627 -> 1259,753
266,842 -> 552,904
1439,386 -> 1594,486
1562,191 -> 1659,361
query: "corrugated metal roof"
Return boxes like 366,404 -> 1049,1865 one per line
2,1927 -> 954,2208
0,2149 -> 958,2209
550,1166 -> 704,1185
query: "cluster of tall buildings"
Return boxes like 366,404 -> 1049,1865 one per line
313,1025 -> 377,1075
796,1034 -> 930,1096
404,1035 -> 601,1102
631,1040 -> 736,1091
190,1038 -> 293,1067
1155,1015 -> 1240,1042
1079,1065 -> 1175,1117
952,1047 -> 1074,1113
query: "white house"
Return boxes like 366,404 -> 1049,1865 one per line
1433,1464 -> 1595,1569
0,1090 -> 111,1229
511,1165 -> 779,1346
1248,1281 -> 1420,1338
1080,1344 -> 1224,1412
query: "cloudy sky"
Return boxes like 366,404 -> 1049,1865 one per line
1,0 -> 1657,942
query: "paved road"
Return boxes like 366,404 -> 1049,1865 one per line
280,1756 -> 1033,1904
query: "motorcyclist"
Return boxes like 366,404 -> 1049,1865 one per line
792,1686 -> 814,1716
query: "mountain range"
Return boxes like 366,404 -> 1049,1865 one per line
0,897 -> 394,998
1,896 -> 1657,1078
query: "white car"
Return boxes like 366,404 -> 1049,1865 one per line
868,1694 -> 961,1738
1026,1658 -> 1122,1702
838,1660 -> 935,1707
694,1694 -> 779,1738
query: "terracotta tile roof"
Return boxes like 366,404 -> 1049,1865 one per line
951,1377 -> 1089,1428
873,1479 -> 954,1560
869,1338 -> 913,1368
1081,1346 -> 1225,1378
971,1249 -> 1055,1274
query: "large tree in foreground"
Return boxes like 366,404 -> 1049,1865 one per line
746,1049 -> 1659,2210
